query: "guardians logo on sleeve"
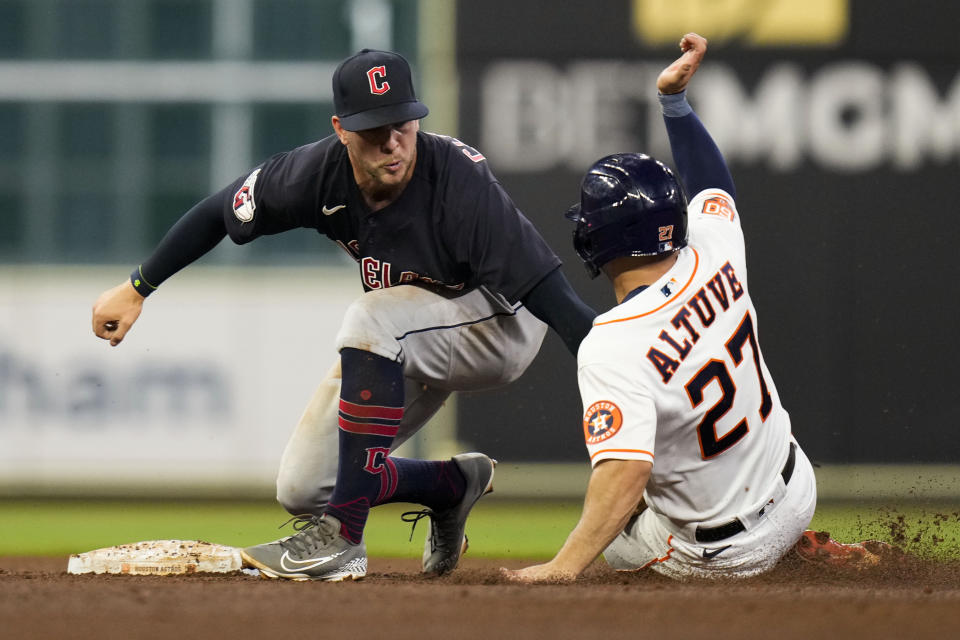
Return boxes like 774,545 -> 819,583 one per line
232,168 -> 260,223
583,400 -> 623,445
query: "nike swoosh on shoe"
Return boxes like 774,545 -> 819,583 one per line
280,549 -> 349,572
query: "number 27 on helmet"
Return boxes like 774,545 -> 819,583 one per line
565,153 -> 688,279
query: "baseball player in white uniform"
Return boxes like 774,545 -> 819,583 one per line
504,33 -> 817,582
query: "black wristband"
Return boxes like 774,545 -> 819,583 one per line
130,266 -> 158,298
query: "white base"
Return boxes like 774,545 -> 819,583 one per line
67,540 -> 244,576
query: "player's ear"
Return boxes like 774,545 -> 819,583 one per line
331,116 -> 349,145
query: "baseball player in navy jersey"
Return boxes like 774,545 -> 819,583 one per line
503,33 -> 818,583
92,49 -> 595,581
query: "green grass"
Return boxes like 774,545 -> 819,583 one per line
0,498 -> 582,559
808,501 -> 960,561
1,498 -> 957,561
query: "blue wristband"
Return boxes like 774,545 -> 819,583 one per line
130,266 -> 158,297
658,90 -> 693,118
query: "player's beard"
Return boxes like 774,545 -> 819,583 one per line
364,148 -> 417,203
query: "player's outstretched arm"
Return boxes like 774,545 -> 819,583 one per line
90,185 -> 233,347
501,459 -> 650,583
92,280 -> 144,346
656,33 -> 736,199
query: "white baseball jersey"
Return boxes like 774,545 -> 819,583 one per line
577,187 -> 792,527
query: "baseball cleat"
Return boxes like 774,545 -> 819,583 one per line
403,452 -> 496,576
240,514 -> 366,582
795,530 -> 902,570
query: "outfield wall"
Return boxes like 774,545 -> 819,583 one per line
2,268 -> 958,501
0,267 -> 358,496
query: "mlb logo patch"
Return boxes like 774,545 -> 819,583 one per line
661,277 -> 678,297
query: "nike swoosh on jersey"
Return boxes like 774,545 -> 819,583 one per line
702,545 -> 732,559
279,548 -> 348,572
322,204 -> 347,215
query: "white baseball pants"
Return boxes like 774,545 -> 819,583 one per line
603,440 -> 817,579
275,284 -> 547,515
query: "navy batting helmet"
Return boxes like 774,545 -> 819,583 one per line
565,153 -> 688,278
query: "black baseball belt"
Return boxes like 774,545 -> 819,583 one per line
694,442 -> 797,544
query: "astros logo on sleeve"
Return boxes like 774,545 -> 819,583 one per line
583,400 -> 623,445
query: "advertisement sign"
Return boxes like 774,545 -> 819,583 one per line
455,0 -> 960,463
0,267 -> 360,494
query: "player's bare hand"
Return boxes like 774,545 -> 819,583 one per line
92,280 -> 145,346
657,32 -> 707,95
500,563 -> 577,584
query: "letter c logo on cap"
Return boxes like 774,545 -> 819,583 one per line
366,66 -> 390,95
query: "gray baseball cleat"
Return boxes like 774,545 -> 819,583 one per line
403,452 -> 496,576
240,514 -> 366,582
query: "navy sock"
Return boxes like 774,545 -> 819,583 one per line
324,348 -> 404,544
385,458 -> 467,511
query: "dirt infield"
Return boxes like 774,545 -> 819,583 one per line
2,554 -> 959,640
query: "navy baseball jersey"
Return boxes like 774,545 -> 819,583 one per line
225,131 -> 561,306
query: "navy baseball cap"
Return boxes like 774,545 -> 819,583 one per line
332,49 -> 429,131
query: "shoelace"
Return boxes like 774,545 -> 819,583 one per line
276,514 -> 337,555
400,509 -> 436,543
